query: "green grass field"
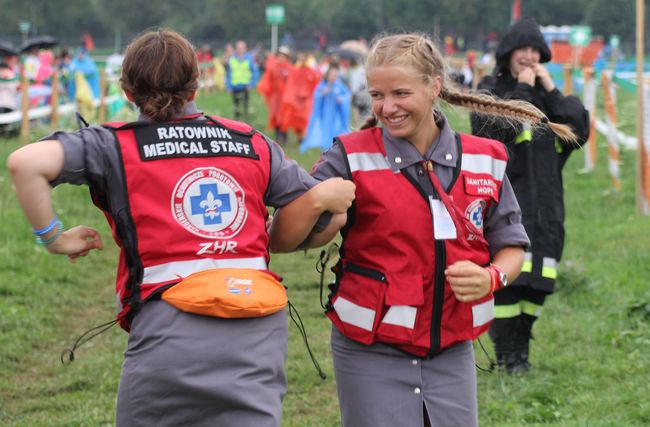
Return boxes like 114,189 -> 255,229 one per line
1,89 -> 649,426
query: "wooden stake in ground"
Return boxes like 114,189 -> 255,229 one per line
601,71 -> 621,192
98,69 -> 106,123
20,74 -> 29,143
50,72 -> 59,128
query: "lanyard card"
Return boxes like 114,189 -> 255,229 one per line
429,196 -> 457,240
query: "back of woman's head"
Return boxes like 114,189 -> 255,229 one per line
121,29 -> 199,122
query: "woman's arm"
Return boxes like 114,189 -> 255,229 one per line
8,140 -> 103,260
268,178 -> 355,253
8,140 -> 66,229
300,213 -> 347,249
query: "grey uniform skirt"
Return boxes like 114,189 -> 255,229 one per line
331,327 -> 478,427
116,300 -> 288,427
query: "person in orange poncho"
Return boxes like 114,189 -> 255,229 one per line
257,46 -> 293,145
278,52 -> 321,143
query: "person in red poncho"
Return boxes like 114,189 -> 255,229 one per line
257,46 -> 294,145
278,52 -> 321,143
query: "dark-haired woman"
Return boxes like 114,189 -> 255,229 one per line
7,29 -> 355,426
471,17 -> 590,374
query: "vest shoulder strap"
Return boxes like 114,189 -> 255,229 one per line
207,115 -> 254,135
103,121 -> 129,130
337,127 -> 383,153
458,132 -> 508,160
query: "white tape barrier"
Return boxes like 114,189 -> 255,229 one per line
0,94 -> 124,125
594,118 -> 636,150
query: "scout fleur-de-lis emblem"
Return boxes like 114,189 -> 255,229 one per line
190,183 -> 232,226
200,191 -> 222,220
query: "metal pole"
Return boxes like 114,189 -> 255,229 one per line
636,0 -> 648,214
272,24 -> 278,53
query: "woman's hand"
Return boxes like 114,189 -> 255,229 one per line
46,225 -> 103,262
517,67 -> 536,87
445,260 -> 491,302
532,63 -> 556,92
312,177 -> 356,214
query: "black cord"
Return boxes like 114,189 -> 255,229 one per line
475,337 -> 496,373
288,301 -> 326,380
75,112 -> 90,128
316,243 -> 338,309
60,315 -> 123,365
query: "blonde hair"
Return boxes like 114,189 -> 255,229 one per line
361,33 -> 577,143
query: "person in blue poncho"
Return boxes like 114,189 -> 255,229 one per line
68,46 -> 100,100
300,64 -> 351,153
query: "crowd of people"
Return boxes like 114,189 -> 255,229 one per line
7,18 -> 589,426
193,39 -> 374,152
0,44 -> 106,107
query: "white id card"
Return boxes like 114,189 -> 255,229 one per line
429,196 -> 457,240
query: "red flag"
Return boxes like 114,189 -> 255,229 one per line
511,0 -> 522,23
83,33 -> 95,52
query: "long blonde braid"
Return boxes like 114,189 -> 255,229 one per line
361,33 -> 577,143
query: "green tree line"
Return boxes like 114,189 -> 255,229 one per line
0,0 -> 644,52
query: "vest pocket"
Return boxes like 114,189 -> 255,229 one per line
376,273 -> 423,345
328,263 -> 387,345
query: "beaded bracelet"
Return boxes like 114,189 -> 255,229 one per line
35,221 -> 64,246
32,216 -> 59,236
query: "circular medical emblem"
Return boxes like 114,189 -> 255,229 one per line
171,167 -> 247,239
465,199 -> 486,231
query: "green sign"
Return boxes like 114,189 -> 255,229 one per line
570,26 -> 592,47
18,21 -> 31,33
610,35 -> 620,48
265,4 -> 285,25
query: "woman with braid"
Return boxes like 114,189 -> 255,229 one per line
471,17 -> 589,375
302,32 -> 578,426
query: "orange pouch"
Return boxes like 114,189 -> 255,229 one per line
162,268 -> 287,318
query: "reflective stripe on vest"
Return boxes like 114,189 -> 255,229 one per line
348,152 -> 392,173
381,305 -> 417,329
333,296 -> 376,331
542,257 -> 558,279
521,252 -> 533,273
472,298 -> 494,327
461,153 -> 507,181
143,256 -> 268,284
229,57 -> 253,86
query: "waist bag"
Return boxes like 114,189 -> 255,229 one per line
162,268 -> 288,318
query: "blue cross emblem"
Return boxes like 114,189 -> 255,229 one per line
190,183 -> 231,225
471,206 -> 483,228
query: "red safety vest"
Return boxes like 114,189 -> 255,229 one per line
101,115 -> 272,330
327,128 -> 507,357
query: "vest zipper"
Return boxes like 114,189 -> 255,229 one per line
400,169 -> 446,357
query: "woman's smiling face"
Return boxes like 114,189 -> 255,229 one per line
508,46 -> 541,78
367,64 -> 440,146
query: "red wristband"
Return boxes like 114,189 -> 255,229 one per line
486,265 -> 506,293
486,266 -> 498,294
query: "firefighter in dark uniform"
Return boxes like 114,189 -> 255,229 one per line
471,17 -> 590,374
